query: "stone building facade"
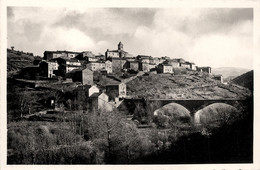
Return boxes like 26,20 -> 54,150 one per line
106,82 -> 126,101
71,68 -> 93,85
157,64 -> 173,73
44,51 -> 80,61
197,67 -> 212,74
39,61 -> 59,78
105,42 -> 129,59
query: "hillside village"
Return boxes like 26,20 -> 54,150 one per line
7,41 -> 254,164
8,42 -> 233,112
6,6 -> 254,164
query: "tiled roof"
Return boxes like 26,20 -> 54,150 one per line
137,55 -> 151,59
125,57 -> 136,59
106,82 -> 124,86
129,61 -> 139,63
111,58 -> 126,60
44,50 -> 80,54
174,58 -> 186,63
160,63 -> 172,66
66,64 -> 82,67
52,57 -> 79,62
89,92 -> 102,98
198,66 -> 211,69
66,69 -> 83,74
88,61 -> 105,64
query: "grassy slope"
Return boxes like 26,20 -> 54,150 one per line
7,51 -> 35,77
126,70 -> 252,99
231,70 -> 253,91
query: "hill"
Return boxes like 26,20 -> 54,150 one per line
126,70 -> 252,100
231,70 -> 253,91
7,49 -> 36,77
212,67 -> 250,82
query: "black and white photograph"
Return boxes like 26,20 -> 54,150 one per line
1,0 -> 260,169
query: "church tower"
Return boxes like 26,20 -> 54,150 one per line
118,41 -> 123,51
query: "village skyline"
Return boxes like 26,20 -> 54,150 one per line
7,7 -> 253,69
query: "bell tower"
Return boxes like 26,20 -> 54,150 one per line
118,41 -> 123,51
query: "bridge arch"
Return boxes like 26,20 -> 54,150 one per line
154,102 -> 191,123
194,103 -> 239,126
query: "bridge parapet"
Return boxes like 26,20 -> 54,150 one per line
148,99 -> 242,114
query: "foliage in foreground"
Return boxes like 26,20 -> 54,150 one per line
7,111 -> 157,164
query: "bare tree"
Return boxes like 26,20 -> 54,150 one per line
85,109 -> 153,163
18,89 -> 31,117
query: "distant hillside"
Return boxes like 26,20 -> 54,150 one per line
212,67 -> 250,82
126,70 -> 252,100
231,70 -> 253,91
7,49 -> 35,77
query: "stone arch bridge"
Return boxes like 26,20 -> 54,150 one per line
123,98 -> 248,117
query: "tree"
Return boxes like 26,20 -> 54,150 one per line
85,109 -> 154,164
145,100 -> 160,124
133,102 -> 145,123
18,88 -> 31,117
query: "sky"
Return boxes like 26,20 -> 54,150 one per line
7,7 -> 253,69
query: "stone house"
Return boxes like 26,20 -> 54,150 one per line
95,54 -> 105,61
97,92 -> 114,112
180,62 -> 191,69
73,84 -> 99,99
197,66 -> 212,74
105,50 -> 120,58
175,58 -> 186,64
137,55 -> 151,63
44,51 -> 80,61
87,56 -> 99,63
70,68 -> 93,85
157,64 -> 173,73
73,84 -> 99,110
39,61 -> 59,78
139,62 -> 150,72
106,82 -> 126,101
88,92 -> 115,112
87,85 -> 100,96
86,62 -> 105,71
128,61 -> 139,71
189,62 -> 196,70
105,60 -> 112,74
52,57 -> 82,76
158,58 -> 166,64
151,57 -> 160,65
214,75 -> 223,83
164,59 -> 180,68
